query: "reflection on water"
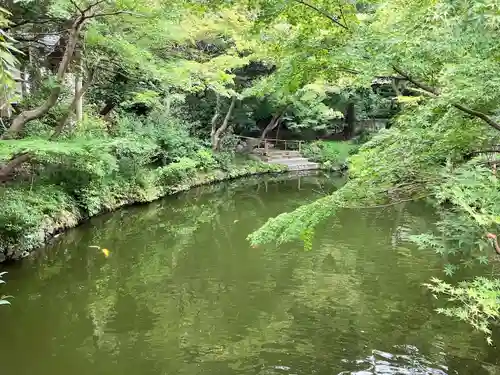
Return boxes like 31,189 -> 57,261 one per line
0,172 -> 498,375
340,345 -> 448,375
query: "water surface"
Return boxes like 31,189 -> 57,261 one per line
0,172 -> 499,375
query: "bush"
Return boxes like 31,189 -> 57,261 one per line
0,185 -> 76,250
213,152 -> 234,171
114,112 -> 203,165
194,149 -> 218,171
302,141 -> 358,164
157,157 -> 198,185
352,128 -> 374,145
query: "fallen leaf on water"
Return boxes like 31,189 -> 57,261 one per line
101,248 -> 110,258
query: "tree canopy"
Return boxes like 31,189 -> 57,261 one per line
248,0 -> 500,341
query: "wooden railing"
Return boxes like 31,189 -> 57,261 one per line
234,135 -> 306,154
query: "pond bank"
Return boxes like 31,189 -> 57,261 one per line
0,161 -> 287,262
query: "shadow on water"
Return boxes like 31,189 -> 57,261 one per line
0,171 -> 499,375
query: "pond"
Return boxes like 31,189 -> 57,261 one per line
0,172 -> 499,375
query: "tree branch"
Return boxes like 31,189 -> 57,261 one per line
69,0 -> 84,13
81,0 -> 108,15
1,15 -> 86,139
393,65 -> 500,133
337,1 -> 348,29
392,65 -> 439,96
85,10 -> 136,20
292,0 -> 349,30
452,104 -> 500,132
259,107 -> 288,142
0,153 -> 30,182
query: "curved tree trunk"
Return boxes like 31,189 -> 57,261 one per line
2,16 -> 86,139
212,96 -> 236,151
259,108 -> 286,143
210,94 -> 221,149
0,153 -> 30,182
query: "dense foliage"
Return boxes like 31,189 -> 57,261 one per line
245,0 -> 500,341
302,140 -> 358,169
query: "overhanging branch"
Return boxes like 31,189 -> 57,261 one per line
392,65 -> 439,96
393,65 -> 500,133
452,104 -> 500,132
292,0 -> 349,30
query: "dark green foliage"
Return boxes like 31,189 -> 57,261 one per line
0,184 -> 77,251
113,113 -> 203,165
157,157 -> 198,185
302,141 -> 358,165
0,106 -> 280,258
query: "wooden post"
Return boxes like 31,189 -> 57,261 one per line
299,141 -> 302,153
264,140 -> 268,156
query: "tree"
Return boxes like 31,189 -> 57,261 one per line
248,0 -> 500,340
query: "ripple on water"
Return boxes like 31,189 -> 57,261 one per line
340,345 -> 449,375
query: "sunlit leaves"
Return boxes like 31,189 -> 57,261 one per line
0,7 -> 18,107
246,0 -> 500,342
425,277 -> 500,343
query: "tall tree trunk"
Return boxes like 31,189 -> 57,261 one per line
210,94 -> 221,149
1,14 -> 87,139
51,67 -> 95,139
343,102 -> 355,139
212,96 -> 236,151
75,58 -> 83,122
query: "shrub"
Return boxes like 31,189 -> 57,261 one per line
213,152 -> 234,171
157,157 -> 198,185
0,185 -> 76,250
114,113 -> 203,165
303,141 -> 358,164
352,128 -> 374,145
194,149 -> 218,171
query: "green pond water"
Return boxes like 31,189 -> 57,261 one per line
1,173 -> 499,375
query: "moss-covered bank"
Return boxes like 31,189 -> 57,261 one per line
0,160 -> 284,262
